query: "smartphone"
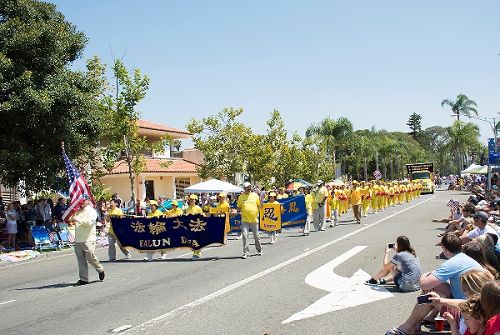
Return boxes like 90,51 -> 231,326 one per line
387,243 -> 395,249
417,294 -> 432,304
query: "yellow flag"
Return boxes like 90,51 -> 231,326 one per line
259,203 -> 282,232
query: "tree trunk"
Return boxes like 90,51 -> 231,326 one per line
375,152 -> 379,171
389,159 -> 394,180
333,150 -> 337,178
124,135 -> 136,214
363,158 -> 368,181
382,158 -> 387,180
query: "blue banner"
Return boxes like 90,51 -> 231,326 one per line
488,138 -> 500,164
229,195 -> 307,231
111,214 -> 226,251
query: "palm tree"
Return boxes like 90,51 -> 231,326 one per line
441,93 -> 478,121
447,120 -> 481,174
306,116 -> 353,178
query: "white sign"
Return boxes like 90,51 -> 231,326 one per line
282,246 -> 393,324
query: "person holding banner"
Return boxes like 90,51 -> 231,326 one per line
71,195 -> 105,285
302,187 -> 313,235
107,200 -> 131,261
266,192 -> 283,244
143,201 -> 167,261
238,182 -> 262,259
312,180 -> 328,231
212,193 -> 231,234
184,194 -> 204,260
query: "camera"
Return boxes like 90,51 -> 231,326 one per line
387,243 -> 395,249
417,294 -> 432,304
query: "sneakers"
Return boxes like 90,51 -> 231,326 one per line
364,278 -> 378,286
320,228 -> 326,231
108,258 -> 116,262
124,253 -> 132,259
241,254 -> 248,259
236,234 -> 242,240
161,253 -> 168,260
98,271 -> 105,281
143,254 -> 153,262
257,250 -> 263,256
329,224 -> 334,228
191,255 -> 200,261
74,280 -> 89,286
270,240 -> 276,244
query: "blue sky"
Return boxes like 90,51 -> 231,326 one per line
50,0 -> 500,145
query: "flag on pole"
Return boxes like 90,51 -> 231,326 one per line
447,199 -> 460,211
373,170 -> 382,180
61,148 -> 94,222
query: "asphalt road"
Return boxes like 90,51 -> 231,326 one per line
0,189 -> 470,335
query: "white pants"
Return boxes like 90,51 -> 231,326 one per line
313,205 -> 326,231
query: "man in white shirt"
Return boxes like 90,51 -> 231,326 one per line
461,211 -> 498,243
71,195 -> 105,285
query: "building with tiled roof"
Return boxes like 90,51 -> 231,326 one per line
98,120 -> 202,200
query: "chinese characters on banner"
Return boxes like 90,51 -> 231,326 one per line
111,214 -> 226,251
259,203 -> 282,232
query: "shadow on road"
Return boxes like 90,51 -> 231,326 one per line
14,280 -> 101,290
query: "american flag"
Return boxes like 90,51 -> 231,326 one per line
373,170 -> 382,180
447,199 -> 460,211
61,150 -> 94,222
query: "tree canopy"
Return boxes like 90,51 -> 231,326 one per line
0,0 -> 106,191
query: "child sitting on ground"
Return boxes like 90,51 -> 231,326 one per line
444,296 -> 485,335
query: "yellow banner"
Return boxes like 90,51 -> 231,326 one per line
259,203 -> 282,232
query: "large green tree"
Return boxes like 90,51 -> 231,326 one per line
0,0 -> 106,191
447,120 -> 481,174
441,93 -> 478,121
406,112 -> 422,139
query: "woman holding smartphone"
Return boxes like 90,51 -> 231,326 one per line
365,235 -> 422,292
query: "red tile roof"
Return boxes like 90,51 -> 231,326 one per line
137,119 -> 191,136
108,158 -> 198,175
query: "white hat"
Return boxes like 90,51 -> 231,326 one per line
243,182 -> 252,188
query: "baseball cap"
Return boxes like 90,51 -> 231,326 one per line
473,211 -> 488,222
149,200 -> 158,206
269,192 -> 277,197
171,200 -> 178,207
243,182 -> 252,188
189,194 -> 198,200
218,192 -> 227,198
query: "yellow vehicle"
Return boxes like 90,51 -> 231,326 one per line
405,162 -> 435,194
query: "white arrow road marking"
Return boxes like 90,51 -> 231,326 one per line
283,246 -> 393,324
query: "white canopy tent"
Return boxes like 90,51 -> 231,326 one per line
184,179 -> 243,193
461,164 -> 488,175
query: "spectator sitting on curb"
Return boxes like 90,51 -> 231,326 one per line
385,233 -> 483,335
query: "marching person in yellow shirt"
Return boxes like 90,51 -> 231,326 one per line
184,194 -> 204,260
350,181 -> 362,224
301,187 -> 313,235
237,182 -> 262,259
107,200 -> 131,261
143,200 -> 166,261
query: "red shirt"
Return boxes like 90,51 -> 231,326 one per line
485,314 -> 500,335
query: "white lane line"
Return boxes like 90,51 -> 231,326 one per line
0,300 -> 16,306
123,196 -> 436,334
111,325 -> 132,333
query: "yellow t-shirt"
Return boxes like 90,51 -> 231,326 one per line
107,207 -> 123,235
350,188 -> 362,205
184,205 -> 203,215
237,192 -> 261,223
148,209 -> 164,218
304,193 -> 313,214
166,207 -> 183,217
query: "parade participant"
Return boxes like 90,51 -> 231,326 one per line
277,188 -> 288,200
213,192 -> 231,233
328,185 -> 339,227
166,200 -> 184,217
184,194 -> 204,260
266,192 -> 282,244
237,182 -> 262,259
107,200 -> 131,261
301,187 -> 313,235
71,195 -> 105,285
143,200 -> 166,261
338,185 -> 348,216
351,181 -> 362,224
312,180 -> 328,231
360,181 -> 371,217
